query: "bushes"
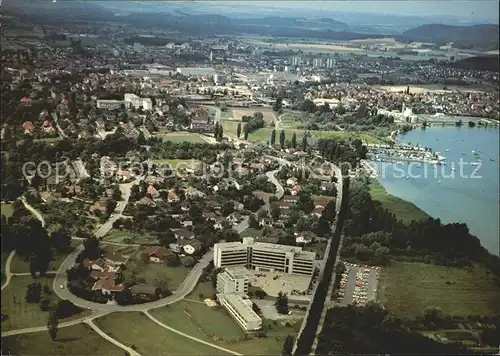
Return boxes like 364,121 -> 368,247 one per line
55,300 -> 82,319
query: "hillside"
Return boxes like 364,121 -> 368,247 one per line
447,55 -> 500,73
401,24 -> 499,50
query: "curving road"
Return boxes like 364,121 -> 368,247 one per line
265,169 -> 284,200
21,197 -> 46,228
1,251 -> 15,291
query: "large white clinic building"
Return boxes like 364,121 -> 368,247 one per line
216,293 -> 262,331
214,237 -> 316,276
216,266 -> 252,295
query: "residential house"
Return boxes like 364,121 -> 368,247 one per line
137,196 -> 155,207
314,197 -> 331,209
179,201 -> 191,212
283,195 -> 299,204
226,212 -> 242,224
259,217 -> 273,227
131,284 -> 159,298
185,186 -> 205,199
147,184 -> 160,199
167,190 -> 180,203
45,175 -> 59,191
169,240 -> 183,253
181,239 -> 202,255
89,270 -> 117,281
39,191 -> 56,205
64,184 -> 82,197
116,169 -> 133,182
295,232 -> 316,245
190,119 -> 212,133
91,278 -> 124,295
232,200 -> 244,211
144,246 -> 169,263
286,177 -> 299,187
89,201 -> 107,214
171,228 -> 195,240
291,185 -> 302,196
249,162 -> 265,172
310,207 -> 324,218
181,220 -> 194,228
203,210 -> 218,221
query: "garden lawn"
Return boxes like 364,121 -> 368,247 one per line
1,275 -> 88,331
187,281 -> 216,299
123,261 -> 191,291
378,262 -> 500,318
95,312 -> 229,355
1,203 -> 14,218
102,229 -> 157,245
240,227 -> 262,238
369,179 -> 430,223
1,324 -> 123,355
162,132 -> 207,144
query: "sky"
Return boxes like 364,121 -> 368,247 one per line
228,1 -> 500,23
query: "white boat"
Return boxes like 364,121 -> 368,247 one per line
437,180 -> 442,184
445,149 -> 450,152
451,168 -> 456,171
471,162 -> 480,166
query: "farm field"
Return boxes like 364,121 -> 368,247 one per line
1,275 -> 89,331
1,203 -> 14,218
94,312 -> 229,355
220,119 -> 244,138
378,262 -> 500,318
1,324 -> 123,355
369,179 -> 430,223
162,132 -> 207,144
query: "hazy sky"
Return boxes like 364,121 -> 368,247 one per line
229,1 -> 499,23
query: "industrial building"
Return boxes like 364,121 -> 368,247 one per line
214,237 -> 316,276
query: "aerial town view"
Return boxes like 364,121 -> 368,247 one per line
1,1 -> 499,355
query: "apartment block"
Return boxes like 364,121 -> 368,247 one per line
216,293 -> 262,331
214,237 -> 315,276
97,99 -> 130,110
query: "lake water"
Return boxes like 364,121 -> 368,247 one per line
373,126 -> 500,256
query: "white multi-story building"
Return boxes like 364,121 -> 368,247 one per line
217,293 -> 262,331
292,56 -> 302,66
214,238 -> 315,276
312,58 -> 323,68
124,93 -> 153,111
216,266 -> 252,294
326,58 -> 335,69
97,100 -> 129,110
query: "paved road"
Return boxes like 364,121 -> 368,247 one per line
234,216 -> 249,234
52,112 -> 68,139
265,169 -> 284,200
21,197 -> 46,227
144,311 -> 241,356
1,251 -> 15,291
85,319 -> 141,356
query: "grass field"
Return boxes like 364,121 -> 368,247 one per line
95,312 -> 229,355
369,179 -> 430,223
123,260 -> 191,291
240,227 -> 262,238
220,119 -> 244,138
162,132 -> 207,144
1,275 -> 89,331
1,324 -> 123,355
102,229 -> 157,245
248,128 -> 381,144
150,300 -> 303,355
1,203 -> 14,218
378,262 -> 500,318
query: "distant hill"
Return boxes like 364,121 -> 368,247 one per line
401,24 -> 499,50
447,55 -> 500,72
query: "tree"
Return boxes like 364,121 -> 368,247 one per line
282,335 -> 295,356
137,131 -> 146,145
51,229 -> 71,252
275,292 -> 289,314
47,311 -> 58,341
301,132 -> 308,151
56,300 -> 81,319
236,123 -> 242,139
291,133 -> 297,149
243,125 -> 249,140
165,251 -> 181,267
183,256 -> 196,267
270,129 -> 276,146
214,121 -> 220,137
273,98 -> 283,112
26,282 -> 42,303
270,203 -> 281,221
218,124 -> 224,141
248,214 -> 259,229
279,130 -> 285,149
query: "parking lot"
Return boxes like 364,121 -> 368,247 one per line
252,271 -> 312,297
335,262 -> 380,306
